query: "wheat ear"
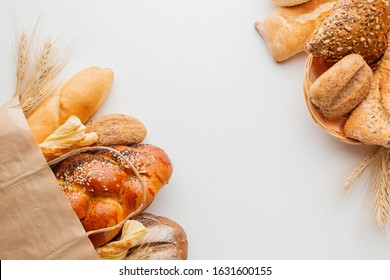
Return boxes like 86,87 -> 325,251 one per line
15,33 -> 66,117
372,147 -> 390,229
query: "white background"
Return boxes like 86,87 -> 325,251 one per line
0,0 -> 389,259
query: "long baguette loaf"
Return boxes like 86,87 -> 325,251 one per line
27,66 -> 114,144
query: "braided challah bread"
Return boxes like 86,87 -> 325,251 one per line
52,144 -> 173,248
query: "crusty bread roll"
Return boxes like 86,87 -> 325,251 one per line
309,54 -> 373,119
52,144 -> 173,248
127,213 -> 188,260
86,114 -> 147,146
344,46 -> 390,146
27,67 -> 114,144
255,0 -> 336,62
272,0 -> 311,6
305,0 -> 389,65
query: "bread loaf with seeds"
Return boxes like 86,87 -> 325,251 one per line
305,0 -> 389,65
52,144 -> 173,248
344,44 -> 390,146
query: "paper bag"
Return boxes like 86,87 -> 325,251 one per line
0,98 -> 99,259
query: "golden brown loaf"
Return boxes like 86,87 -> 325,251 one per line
309,54 -> 373,119
305,0 -> 389,65
272,0 -> 311,6
27,67 -> 114,144
128,213 -> 188,260
52,144 -> 173,248
86,114 -> 147,146
255,0 -> 336,61
344,46 -> 390,146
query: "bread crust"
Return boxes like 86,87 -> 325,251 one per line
26,67 -> 114,144
272,0 -> 311,6
255,0 -> 336,61
59,67 -> 114,124
27,93 -> 60,143
53,144 -> 173,247
309,54 -> 373,119
86,114 -> 147,146
344,48 -> 390,146
305,0 -> 389,65
128,213 -> 188,260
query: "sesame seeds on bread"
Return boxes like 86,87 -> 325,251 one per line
305,0 -> 389,65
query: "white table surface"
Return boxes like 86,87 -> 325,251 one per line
0,0 -> 389,259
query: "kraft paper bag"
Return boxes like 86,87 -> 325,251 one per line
0,98 -> 99,259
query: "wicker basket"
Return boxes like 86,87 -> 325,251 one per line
303,54 -> 365,146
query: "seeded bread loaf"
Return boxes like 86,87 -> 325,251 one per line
344,46 -> 390,146
27,67 -> 114,144
309,54 -> 373,119
52,144 -> 173,248
305,0 -> 389,65
255,0 -> 336,61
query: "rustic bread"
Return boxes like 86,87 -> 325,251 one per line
309,54 -> 373,119
127,213 -> 188,260
255,0 -> 336,61
305,0 -> 389,65
86,114 -> 147,146
344,46 -> 390,146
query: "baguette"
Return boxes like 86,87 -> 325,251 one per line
27,67 -> 114,144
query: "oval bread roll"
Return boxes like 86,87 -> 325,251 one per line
86,114 -> 147,146
27,66 -> 114,144
272,0 -> 311,6
309,54 -> 373,119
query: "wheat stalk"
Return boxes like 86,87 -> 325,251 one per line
344,147 -> 390,229
372,147 -> 390,228
343,147 -> 380,192
125,243 -> 155,260
14,32 -> 66,117
14,32 -> 28,97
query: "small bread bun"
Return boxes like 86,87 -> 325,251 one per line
86,114 -> 147,146
127,213 -> 188,260
272,0 -> 311,6
309,54 -> 373,119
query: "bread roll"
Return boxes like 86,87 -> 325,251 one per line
255,0 -> 336,62
344,45 -> 390,146
127,213 -> 188,260
86,114 -> 147,146
309,54 -> 373,119
305,0 -> 389,65
27,67 -> 114,144
272,0 -> 311,6
52,144 -> 173,248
